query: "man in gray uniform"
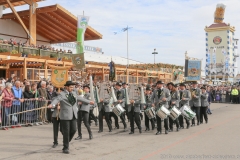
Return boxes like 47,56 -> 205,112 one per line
75,85 -> 95,140
48,81 -> 94,154
128,98 -> 142,134
200,86 -> 209,124
168,83 -> 180,132
179,83 -> 191,129
151,81 -> 171,135
189,81 -> 201,126
114,82 -> 127,129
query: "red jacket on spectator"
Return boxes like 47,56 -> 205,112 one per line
2,88 -> 14,107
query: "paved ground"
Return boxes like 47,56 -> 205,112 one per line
0,103 -> 240,160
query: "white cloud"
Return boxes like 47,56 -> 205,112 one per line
3,0 -> 240,71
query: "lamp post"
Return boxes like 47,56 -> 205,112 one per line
152,49 -> 158,64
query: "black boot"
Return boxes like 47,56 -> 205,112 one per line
89,133 -> 93,140
75,135 -> 82,140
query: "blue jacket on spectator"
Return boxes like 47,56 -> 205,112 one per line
12,86 -> 23,105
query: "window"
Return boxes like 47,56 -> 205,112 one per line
206,33 -> 208,36
206,43 -> 208,46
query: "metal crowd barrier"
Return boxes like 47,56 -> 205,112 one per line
0,99 -> 52,130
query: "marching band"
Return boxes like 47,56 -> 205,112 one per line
48,78 -> 210,154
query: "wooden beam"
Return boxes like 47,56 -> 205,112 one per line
40,13 -> 76,38
5,0 -> 31,38
23,58 -> 27,79
23,0 -> 32,5
35,18 -> 64,41
48,11 -> 77,30
0,0 -> 22,6
37,14 -> 73,40
2,5 -> 57,19
12,18 -> 57,42
29,0 -> 37,45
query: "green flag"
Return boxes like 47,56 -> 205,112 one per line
77,15 -> 89,54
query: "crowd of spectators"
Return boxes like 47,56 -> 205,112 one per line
0,38 -> 73,53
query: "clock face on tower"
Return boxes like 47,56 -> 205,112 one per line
213,36 -> 222,45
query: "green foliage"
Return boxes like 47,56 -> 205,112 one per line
0,48 -> 9,53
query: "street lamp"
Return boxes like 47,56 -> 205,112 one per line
152,48 -> 158,64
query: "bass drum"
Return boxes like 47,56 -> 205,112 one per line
180,105 -> 196,121
112,104 -> 125,117
169,105 -> 181,120
156,105 -> 170,119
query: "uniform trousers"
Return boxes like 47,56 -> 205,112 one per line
200,107 -> 208,123
104,112 -> 112,130
156,116 -> 168,132
77,111 -> 92,136
178,115 -> 190,127
60,118 -> 77,150
169,117 -> 179,130
191,106 -> 200,124
98,109 -> 104,131
129,109 -> 141,132
144,112 -> 155,129
52,117 -> 62,145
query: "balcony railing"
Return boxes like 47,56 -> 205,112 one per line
0,43 -> 72,60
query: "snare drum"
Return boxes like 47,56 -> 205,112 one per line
169,106 -> 181,120
112,104 -> 125,116
156,105 -> 170,119
180,105 -> 196,121
145,107 -> 155,119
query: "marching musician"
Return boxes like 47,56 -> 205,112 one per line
128,94 -> 142,134
92,84 -> 104,133
179,83 -> 191,129
51,103 -> 62,148
48,81 -> 94,154
122,82 -> 130,122
114,82 -> 127,130
100,95 -> 113,132
200,86 -> 209,124
168,83 -> 180,132
144,86 -> 155,131
151,80 -> 171,135
189,81 -> 201,126
75,85 -> 95,141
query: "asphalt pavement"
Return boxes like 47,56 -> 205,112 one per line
0,103 -> 239,160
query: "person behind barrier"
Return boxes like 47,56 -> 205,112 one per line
38,81 -> 48,124
11,81 -> 24,126
23,85 -> 36,126
1,83 -> 14,130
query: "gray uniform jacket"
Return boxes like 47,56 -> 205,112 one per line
179,90 -> 191,107
79,93 -> 94,113
151,88 -> 171,110
170,90 -> 180,108
201,92 -> 209,107
52,106 -> 59,118
144,94 -> 153,109
128,99 -> 141,113
51,90 -> 91,120
189,88 -> 201,107
114,89 -> 125,108
103,97 -> 113,113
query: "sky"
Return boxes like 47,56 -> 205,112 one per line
3,0 -> 240,69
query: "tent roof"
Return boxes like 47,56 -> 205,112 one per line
1,4 -> 103,43
0,0 -> 42,8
